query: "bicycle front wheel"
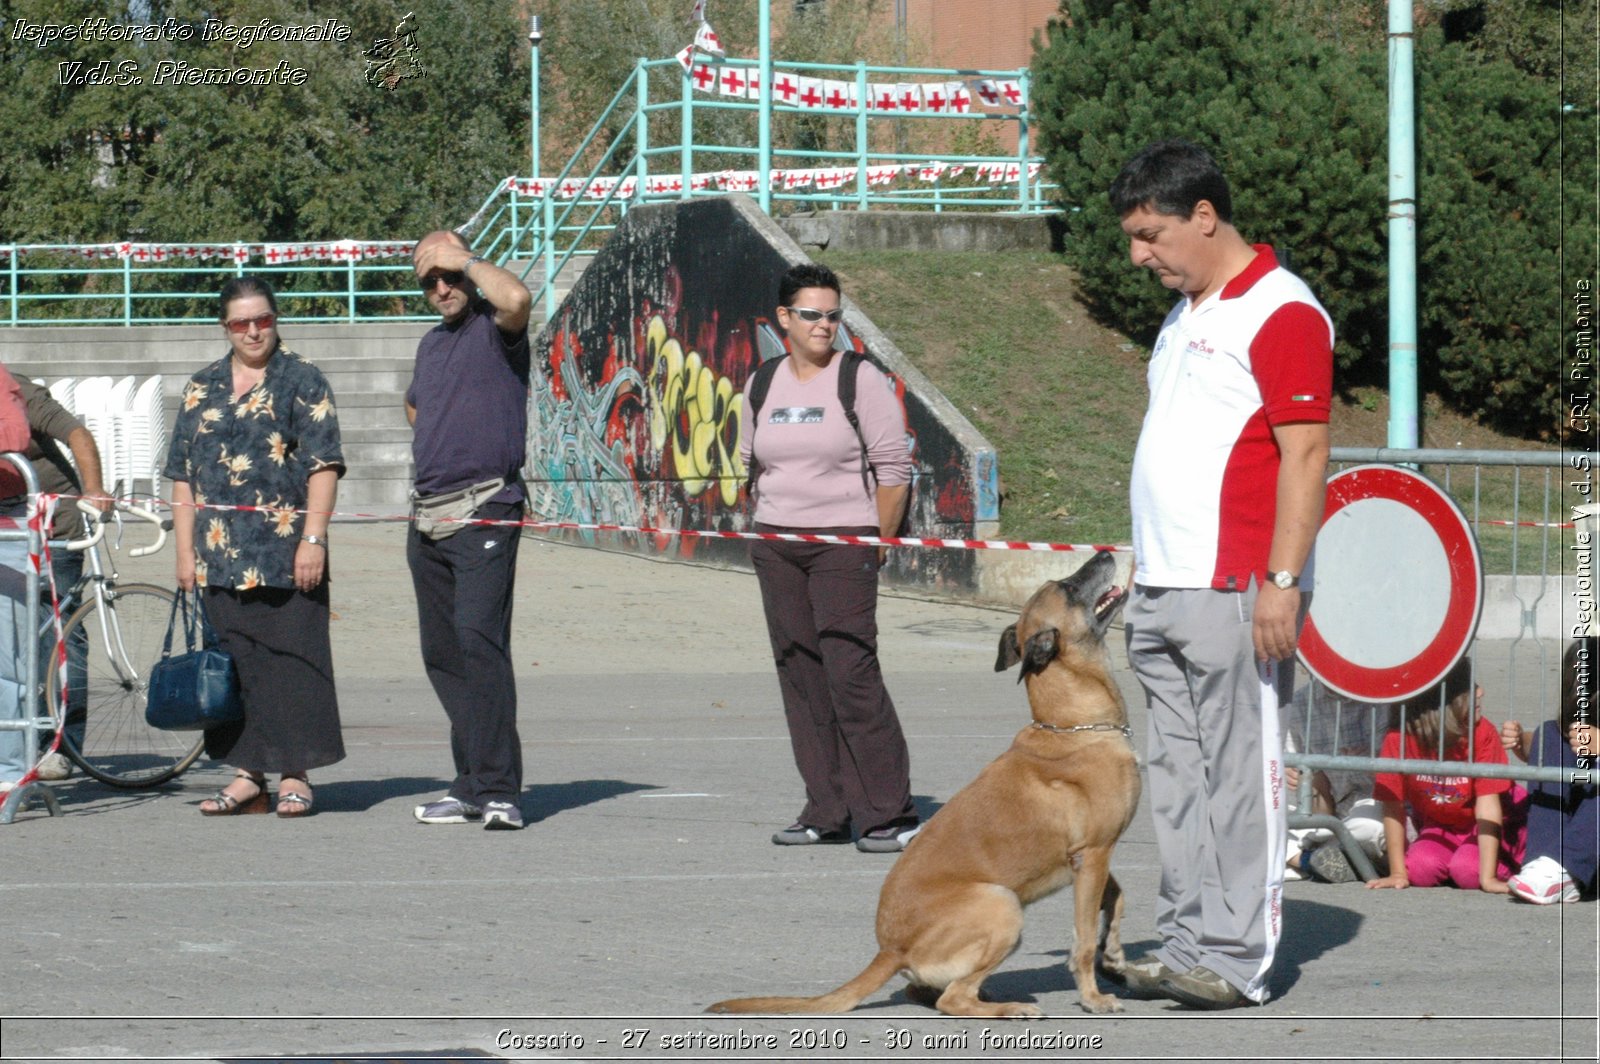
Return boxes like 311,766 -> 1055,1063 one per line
48,583 -> 205,789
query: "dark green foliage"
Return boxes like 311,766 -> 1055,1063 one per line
1415,32 -> 1584,437
0,0 -> 530,244
1031,0 -> 1586,439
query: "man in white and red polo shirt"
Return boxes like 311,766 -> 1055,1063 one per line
1106,141 -> 1333,1010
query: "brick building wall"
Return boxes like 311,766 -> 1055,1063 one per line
901,0 -> 1058,152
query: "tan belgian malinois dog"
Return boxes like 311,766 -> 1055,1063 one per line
708,550 -> 1140,1017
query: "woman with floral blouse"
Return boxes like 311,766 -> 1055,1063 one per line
164,276 -> 346,817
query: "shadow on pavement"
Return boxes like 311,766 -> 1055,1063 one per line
525,777 -> 660,820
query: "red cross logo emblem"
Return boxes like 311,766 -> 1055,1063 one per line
1002,82 -> 1022,105
898,88 -> 919,111
692,64 -> 715,90
825,86 -> 848,109
721,68 -> 745,94
950,91 -> 970,113
799,84 -> 822,108
774,74 -> 797,103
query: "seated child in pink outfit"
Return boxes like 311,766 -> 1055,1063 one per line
1366,657 -> 1526,893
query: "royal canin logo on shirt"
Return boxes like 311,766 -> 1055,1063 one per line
1185,337 -> 1216,356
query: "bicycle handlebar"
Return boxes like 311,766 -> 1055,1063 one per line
62,499 -> 170,557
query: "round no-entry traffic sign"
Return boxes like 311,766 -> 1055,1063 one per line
1298,464 -> 1483,703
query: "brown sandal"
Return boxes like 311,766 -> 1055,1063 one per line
200,774 -> 268,816
276,776 -> 314,818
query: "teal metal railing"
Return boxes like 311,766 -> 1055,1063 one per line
2,56 -> 1054,326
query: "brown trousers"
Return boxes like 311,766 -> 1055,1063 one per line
750,525 -> 914,835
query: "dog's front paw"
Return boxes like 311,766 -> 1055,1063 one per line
995,1002 -> 1044,1019
1079,993 -> 1124,1014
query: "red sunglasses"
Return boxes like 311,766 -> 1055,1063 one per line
224,313 -> 277,334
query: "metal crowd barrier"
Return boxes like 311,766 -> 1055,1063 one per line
1283,447 -> 1596,879
0,457 -> 62,823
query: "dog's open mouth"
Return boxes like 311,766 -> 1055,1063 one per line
1094,585 -> 1127,622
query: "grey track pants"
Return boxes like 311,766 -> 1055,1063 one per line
1125,583 -> 1287,1004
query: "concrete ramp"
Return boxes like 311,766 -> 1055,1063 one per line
530,194 -> 998,588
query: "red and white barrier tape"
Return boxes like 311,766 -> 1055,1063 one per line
40,492 -> 1129,554
36,492 -> 1583,563
1477,518 -> 1577,530
19,494 -> 67,788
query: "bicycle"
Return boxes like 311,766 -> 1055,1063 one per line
45,498 -> 203,789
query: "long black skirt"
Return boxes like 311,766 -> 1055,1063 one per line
201,582 -> 345,773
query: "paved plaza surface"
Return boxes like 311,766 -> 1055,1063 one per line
1,523 -> 1595,1063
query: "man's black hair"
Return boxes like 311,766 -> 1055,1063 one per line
777,262 -> 841,308
1109,139 -> 1233,222
219,275 -> 278,319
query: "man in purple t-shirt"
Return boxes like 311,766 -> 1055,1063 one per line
405,230 -> 533,831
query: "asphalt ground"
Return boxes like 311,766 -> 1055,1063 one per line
0,522 -> 1595,1063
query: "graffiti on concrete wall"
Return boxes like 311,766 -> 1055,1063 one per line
530,197 -> 980,584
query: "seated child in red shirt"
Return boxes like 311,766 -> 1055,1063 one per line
1367,657 -> 1526,893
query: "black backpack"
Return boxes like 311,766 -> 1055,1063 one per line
745,352 -> 875,498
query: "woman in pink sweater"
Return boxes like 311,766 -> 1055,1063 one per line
740,262 -> 919,854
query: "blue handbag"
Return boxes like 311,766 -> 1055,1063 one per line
144,589 -> 243,731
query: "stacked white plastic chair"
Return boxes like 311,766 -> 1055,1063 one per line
123,376 -> 167,498
68,376 -> 117,492
42,374 -> 167,500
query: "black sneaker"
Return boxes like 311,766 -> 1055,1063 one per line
413,796 -> 483,824
483,801 -> 524,830
772,822 -> 851,846
1308,840 -> 1359,883
855,821 -> 921,853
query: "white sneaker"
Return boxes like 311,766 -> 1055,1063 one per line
36,753 -> 71,781
1509,856 -> 1579,905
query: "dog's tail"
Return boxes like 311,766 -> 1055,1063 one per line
705,950 -> 902,1014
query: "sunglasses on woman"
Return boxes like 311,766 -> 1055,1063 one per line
224,313 -> 276,333
786,306 -> 844,324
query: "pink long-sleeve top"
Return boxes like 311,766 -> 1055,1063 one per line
739,353 -> 912,529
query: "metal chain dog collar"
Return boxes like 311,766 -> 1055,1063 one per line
1030,721 -> 1133,737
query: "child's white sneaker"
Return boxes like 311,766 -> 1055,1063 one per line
1509,856 -> 1579,905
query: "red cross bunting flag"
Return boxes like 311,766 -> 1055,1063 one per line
693,21 -> 724,58
772,71 -> 799,105
821,79 -> 854,111
675,45 -> 695,72
718,65 -> 746,96
948,84 -> 973,113
796,76 -> 824,110
971,79 -> 1000,107
997,79 -> 1024,106
871,84 -> 899,112
896,83 -> 923,112
744,70 -> 762,99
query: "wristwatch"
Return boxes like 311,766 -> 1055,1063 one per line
1270,570 -> 1299,590
302,534 -> 328,548
463,255 -> 488,271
